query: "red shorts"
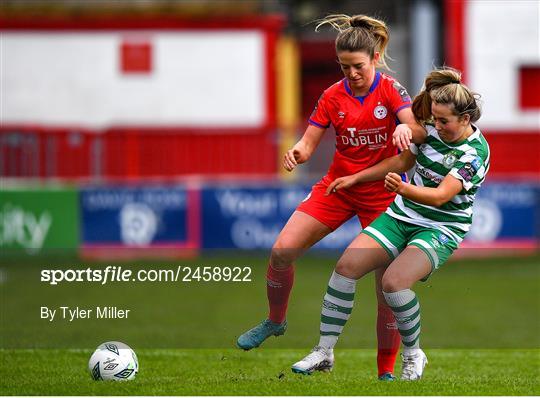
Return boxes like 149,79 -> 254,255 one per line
296,177 -> 395,231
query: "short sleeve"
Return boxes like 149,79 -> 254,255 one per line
308,92 -> 331,129
449,154 -> 486,191
387,80 -> 412,115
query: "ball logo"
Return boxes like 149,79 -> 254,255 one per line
91,362 -> 102,380
114,368 -> 135,379
374,105 -> 387,119
104,363 -> 119,371
105,343 -> 119,355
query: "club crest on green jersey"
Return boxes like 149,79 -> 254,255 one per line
442,151 -> 459,169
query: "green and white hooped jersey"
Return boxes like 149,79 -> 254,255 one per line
386,124 -> 490,243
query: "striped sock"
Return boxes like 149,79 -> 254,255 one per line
318,271 -> 356,349
383,289 -> 421,353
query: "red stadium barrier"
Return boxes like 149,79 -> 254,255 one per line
0,125 -> 97,179
103,127 -> 278,178
0,125 -> 278,180
482,131 -> 540,180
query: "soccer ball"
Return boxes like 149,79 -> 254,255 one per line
88,341 -> 138,381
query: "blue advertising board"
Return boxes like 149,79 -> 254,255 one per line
201,182 -> 539,250
465,182 -> 539,243
201,185 -> 361,250
81,186 -> 195,247
78,182 -> 539,251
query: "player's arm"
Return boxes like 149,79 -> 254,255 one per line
384,173 -> 463,207
284,124 -> 326,171
325,150 -> 416,195
392,107 -> 428,150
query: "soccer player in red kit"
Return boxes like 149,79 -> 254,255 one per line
237,14 -> 418,381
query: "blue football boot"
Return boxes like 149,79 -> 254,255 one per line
236,319 -> 287,350
378,372 -> 396,381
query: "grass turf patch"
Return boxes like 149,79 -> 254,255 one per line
1,348 -> 538,395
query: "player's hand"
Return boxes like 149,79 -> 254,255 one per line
384,172 -> 403,193
325,175 -> 358,196
283,147 -> 309,172
392,124 -> 412,151
283,149 -> 300,171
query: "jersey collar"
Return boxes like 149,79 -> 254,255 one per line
343,72 -> 381,104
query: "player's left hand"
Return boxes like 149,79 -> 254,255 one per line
325,175 -> 358,196
384,172 -> 403,193
392,124 -> 412,151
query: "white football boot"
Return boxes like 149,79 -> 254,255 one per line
291,346 -> 334,375
400,349 -> 428,381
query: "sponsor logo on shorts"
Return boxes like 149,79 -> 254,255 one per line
438,233 -> 449,245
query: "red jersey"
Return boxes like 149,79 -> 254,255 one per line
308,72 -> 411,206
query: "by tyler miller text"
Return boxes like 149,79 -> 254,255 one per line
41,306 -> 130,322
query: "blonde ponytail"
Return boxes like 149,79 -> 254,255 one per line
412,67 -> 482,123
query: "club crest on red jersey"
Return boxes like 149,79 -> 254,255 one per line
374,105 -> 387,119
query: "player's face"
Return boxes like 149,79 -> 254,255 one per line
431,102 -> 471,143
337,51 -> 379,95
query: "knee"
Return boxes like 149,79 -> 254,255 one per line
270,238 -> 299,269
381,271 -> 405,293
335,256 -> 358,279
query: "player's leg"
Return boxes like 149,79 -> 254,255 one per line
267,211 -> 333,322
381,247 -> 432,381
357,209 -> 402,381
238,181 -> 354,351
292,232 -> 391,374
237,211 -> 333,350
374,267 -> 401,381
381,228 -> 458,380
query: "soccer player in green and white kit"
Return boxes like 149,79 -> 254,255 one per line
291,67 -> 490,380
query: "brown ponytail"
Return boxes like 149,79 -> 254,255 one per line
315,14 -> 391,70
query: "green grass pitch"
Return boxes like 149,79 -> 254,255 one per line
0,252 -> 539,395
1,348 -> 538,395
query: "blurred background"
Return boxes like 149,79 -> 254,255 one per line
0,0 -> 539,351
1,0 -> 539,256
